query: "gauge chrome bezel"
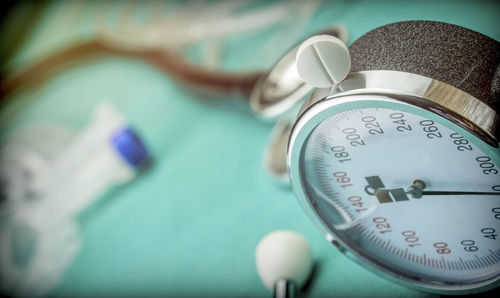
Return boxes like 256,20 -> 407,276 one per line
287,71 -> 500,294
298,70 -> 498,147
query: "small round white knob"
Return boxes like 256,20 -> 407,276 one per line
255,230 -> 313,291
296,35 -> 351,88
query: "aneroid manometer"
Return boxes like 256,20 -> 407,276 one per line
285,21 -> 500,294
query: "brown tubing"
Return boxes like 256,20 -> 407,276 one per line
0,39 -> 265,101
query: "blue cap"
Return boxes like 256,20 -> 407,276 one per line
111,127 -> 150,169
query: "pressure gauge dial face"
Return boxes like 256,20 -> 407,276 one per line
288,94 -> 500,293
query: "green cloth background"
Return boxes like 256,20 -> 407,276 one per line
1,0 -> 499,297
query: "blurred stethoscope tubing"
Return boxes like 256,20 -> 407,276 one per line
0,24 -> 345,100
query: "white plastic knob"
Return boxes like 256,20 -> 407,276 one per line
255,230 -> 313,291
296,35 -> 351,88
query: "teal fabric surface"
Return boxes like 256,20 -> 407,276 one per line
1,1 -> 499,297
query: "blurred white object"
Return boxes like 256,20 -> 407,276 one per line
255,230 -> 313,298
33,102 -> 147,223
0,102 -> 149,297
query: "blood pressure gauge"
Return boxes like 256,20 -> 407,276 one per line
288,83 -> 500,294
253,21 -> 500,294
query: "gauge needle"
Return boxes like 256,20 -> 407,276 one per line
420,191 -> 500,196
408,180 -> 500,198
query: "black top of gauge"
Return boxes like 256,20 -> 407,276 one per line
348,21 -> 500,111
